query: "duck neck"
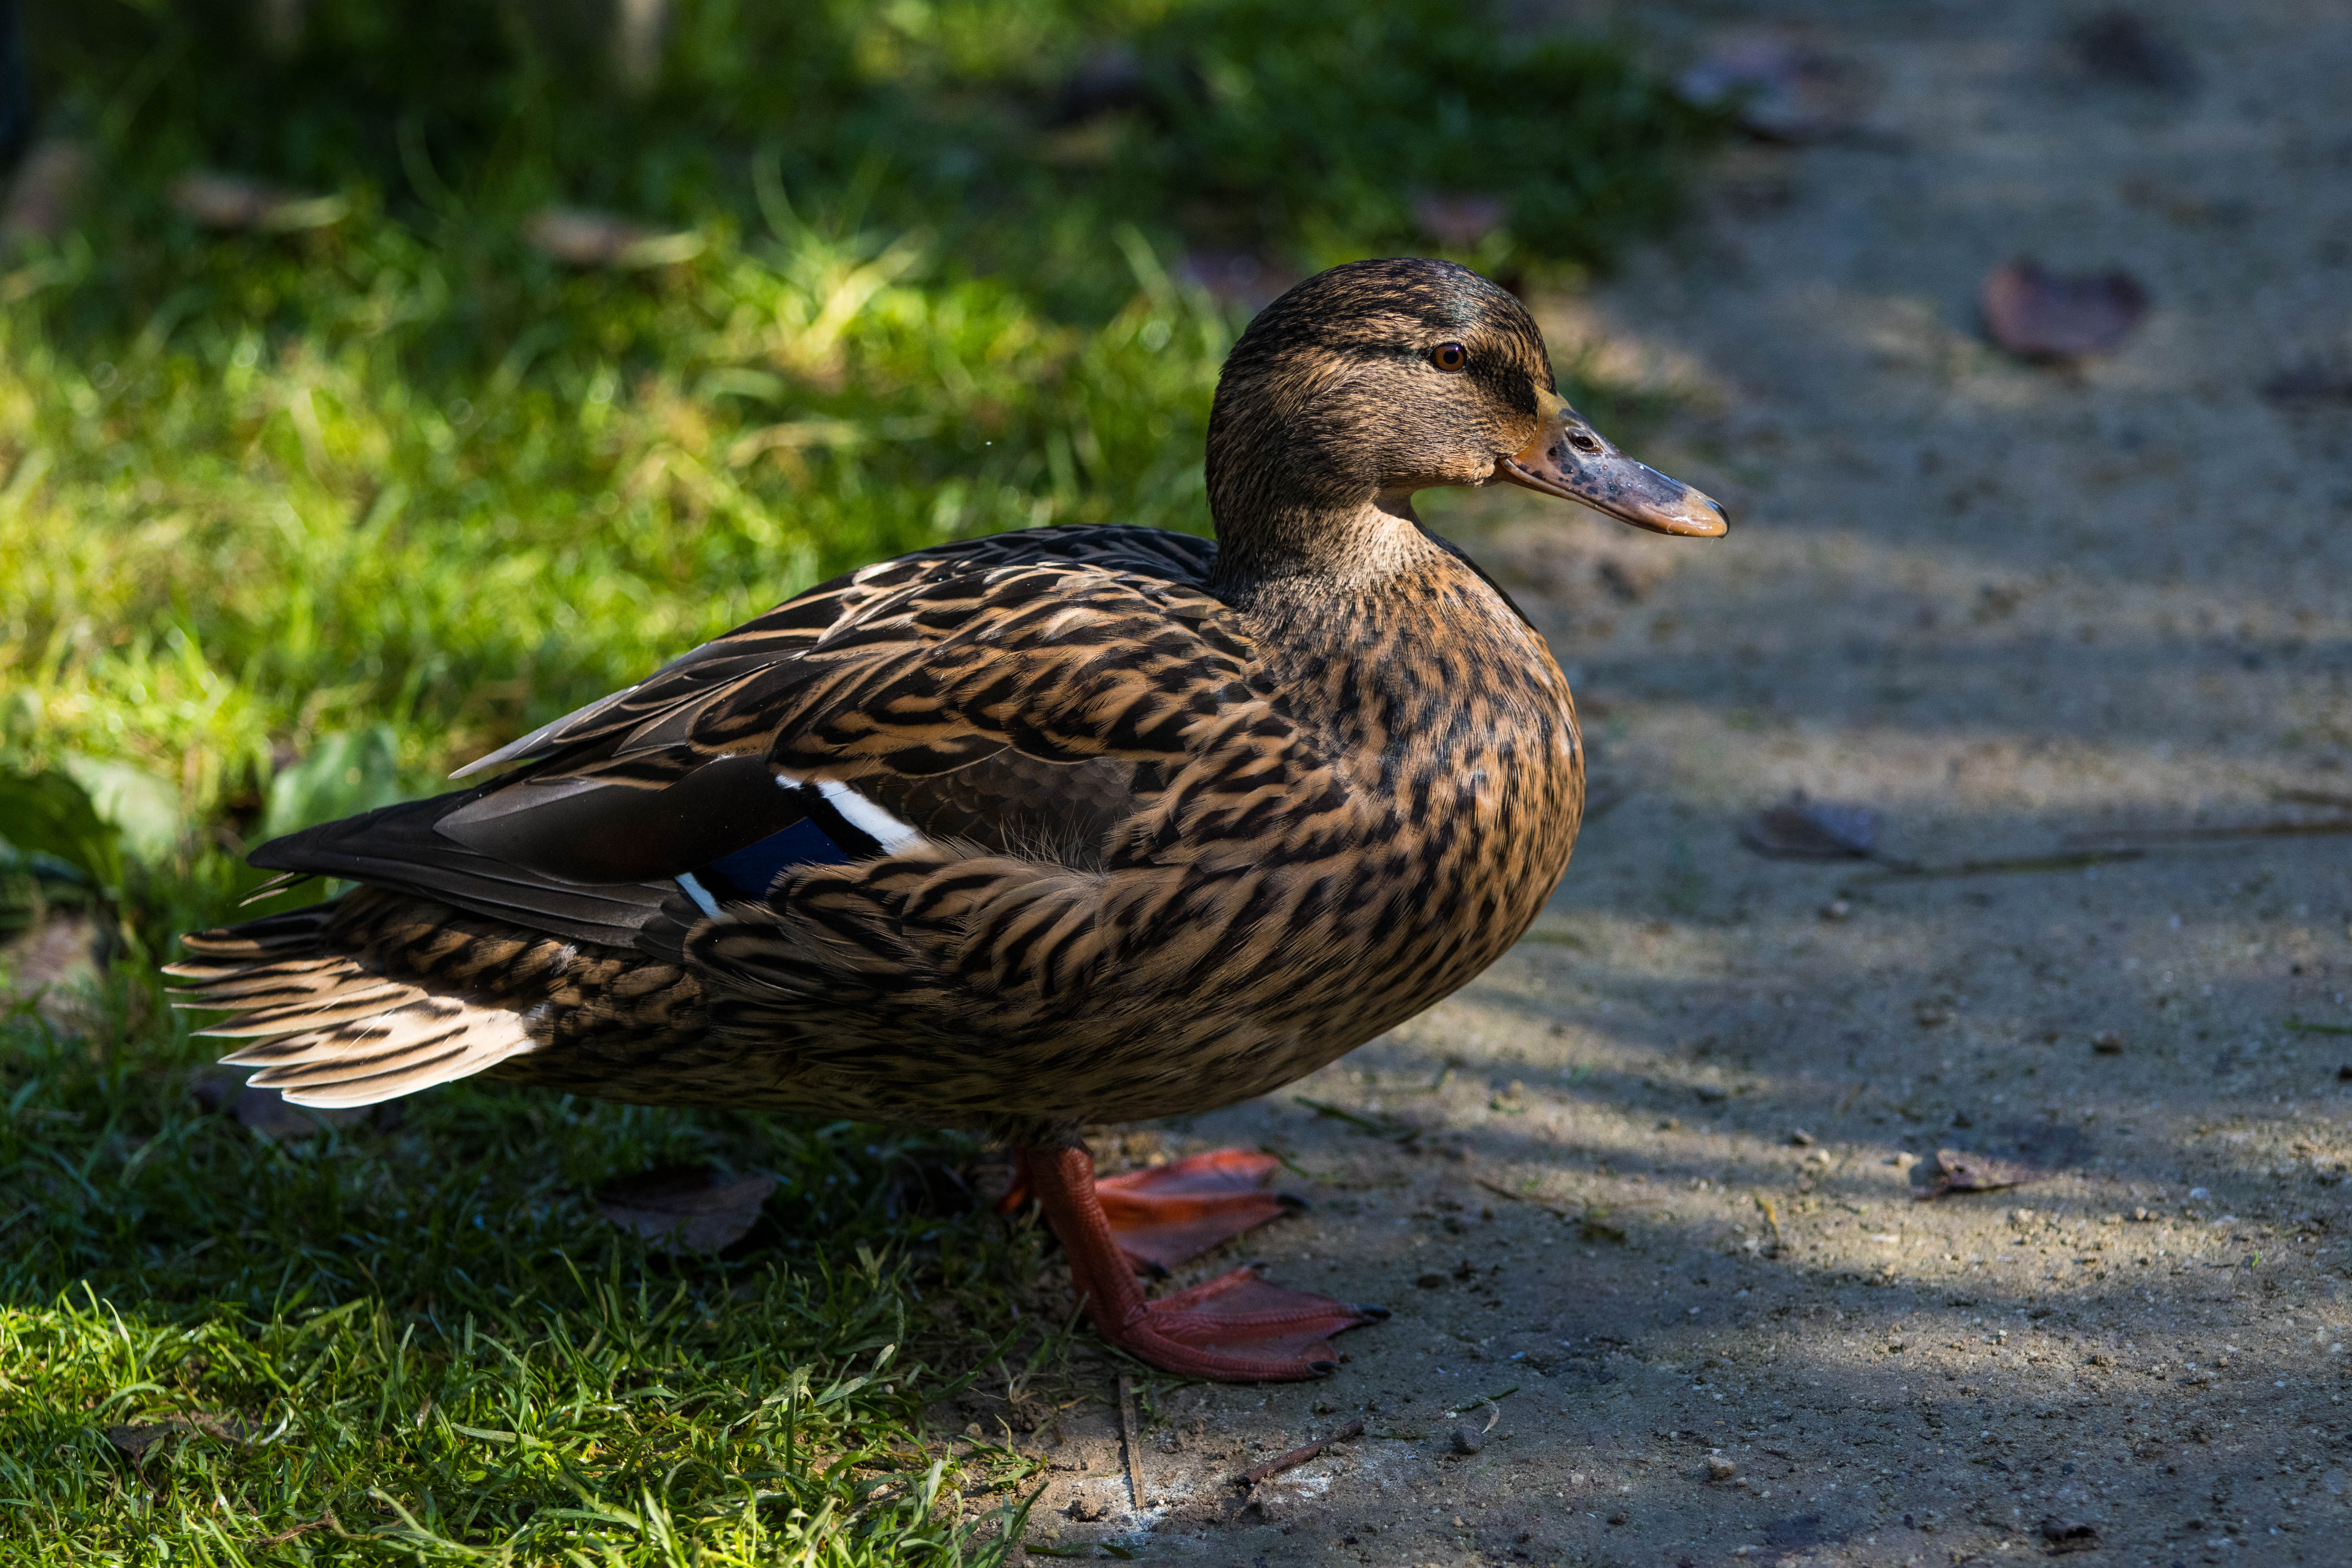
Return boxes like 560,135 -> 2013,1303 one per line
1207,487 -> 1445,610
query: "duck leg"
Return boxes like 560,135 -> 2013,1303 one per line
1020,1144 -> 1386,1381
1009,1146 -> 1302,1274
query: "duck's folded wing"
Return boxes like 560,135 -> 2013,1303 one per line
247,548 -> 1268,952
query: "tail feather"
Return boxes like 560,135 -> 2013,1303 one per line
171,894 -> 542,1109
192,981 -> 421,1038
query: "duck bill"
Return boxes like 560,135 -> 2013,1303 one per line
1494,388 -> 1728,537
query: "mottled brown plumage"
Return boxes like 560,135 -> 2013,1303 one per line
170,258 -> 1723,1379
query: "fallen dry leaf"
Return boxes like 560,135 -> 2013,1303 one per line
104,1422 -> 175,1461
0,139 -> 90,246
1413,192 -> 1507,250
1981,258 -> 2149,359
597,1164 -> 776,1253
1175,250 -> 1295,311
1,911 -> 109,1033
191,1069 -> 386,1137
1677,34 -> 1869,143
1742,792 -> 1879,859
522,207 -> 704,269
104,1412 -> 259,1461
2067,10 -> 2197,93
2040,1516 -> 2101,1553
234,1085 -> 373,1140
1917,1147 -> 2048,1201
168,172 -> 347,234
2263,362 -> 2352,406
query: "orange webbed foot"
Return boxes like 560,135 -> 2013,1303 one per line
1019,1144 -> 1385,1382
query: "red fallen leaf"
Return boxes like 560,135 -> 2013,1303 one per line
1413,193 -> 1507,250
597,1164 -> 776,1254
521,207 -> 704,269
1676,34 -> 1867,143
1742,791 -> 1879,859
1917,1147 -> 2048,1201
1981,258 -> 2149,359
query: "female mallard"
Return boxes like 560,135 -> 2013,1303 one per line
170,258 -> 1723,1381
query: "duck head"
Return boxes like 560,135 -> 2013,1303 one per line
1206,257 -> 1724,585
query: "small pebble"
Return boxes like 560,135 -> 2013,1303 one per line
2092,1031 -> 2124,1054
1789,1128 -> 1816,1147
1819,898 -> 1852,922
1453,1424 -> 1485,1455
1707,1454 -> 1738,1482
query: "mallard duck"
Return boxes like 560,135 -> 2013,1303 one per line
169,258 -> 1723,1381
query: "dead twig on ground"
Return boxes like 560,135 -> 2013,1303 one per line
1860,848 -> 2146,881
253,1512 -> 340,1548
1117,1374 -> 1144,1511
1291,1096 -> 1416,1140
1233,1419 -> 1364,1490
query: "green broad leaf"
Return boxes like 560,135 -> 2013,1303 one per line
59,755 -> 185,866
260,727 -> 408,843
0,766 -> 126,892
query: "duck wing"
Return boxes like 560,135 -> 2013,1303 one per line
246,527 -> 1243,949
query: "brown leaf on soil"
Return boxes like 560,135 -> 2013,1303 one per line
1981,258 -> 2149,359
2039,1516 -> 2101,1553
597,1164 -> 777,1253
1917,1148 -> 2048,1201
2067,10 -> 2197,93
1677,34 -> 1869,143
1742,792 -> 1879,859
2263,363 -> 2352,406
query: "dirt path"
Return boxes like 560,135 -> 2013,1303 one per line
1011,3 -> 2352,1563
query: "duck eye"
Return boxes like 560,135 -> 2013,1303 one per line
1429,342 -> 1467,372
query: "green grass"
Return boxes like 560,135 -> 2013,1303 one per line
0,1 -> 1713,1559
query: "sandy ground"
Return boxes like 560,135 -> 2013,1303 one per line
1008,2 -> 2352,1563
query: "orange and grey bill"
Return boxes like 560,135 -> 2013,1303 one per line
1495,387 -> 1728,537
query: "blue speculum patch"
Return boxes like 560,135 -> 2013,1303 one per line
697,817 -> 850,901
